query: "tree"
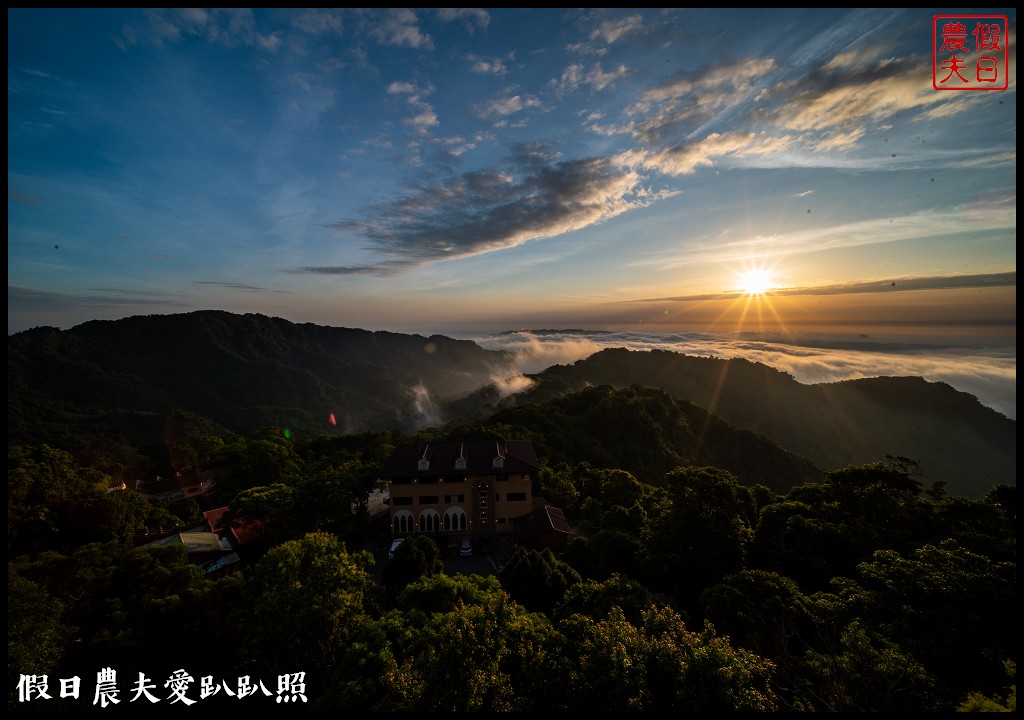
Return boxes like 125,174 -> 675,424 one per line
642,466 -> 754,611
700,569 -> 812,700
499,547 -> 582,614
226,482 -> 298,547
8,565 -> 69,707
237,531 -> 377,684
558,605 -> 779,711
798,617 -> 937,712
554,572 -> 666,627
217,429 -> 302,501
841,541 -> 1016,708
321,574 -> 564,712
984,483 -> 1016,529
535,462 -> 578,510
381,534 -> 444,598
958,660 -> 1016,712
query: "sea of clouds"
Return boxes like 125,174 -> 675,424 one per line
467,329 -> 1016,421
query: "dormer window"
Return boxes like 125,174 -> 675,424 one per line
492,456 -> 504,469
418,458 -> 429,471
455,457 -> 466,469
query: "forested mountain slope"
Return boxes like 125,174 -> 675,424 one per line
9,315 -> 1013,498
510,348 -> 1015,498
8,310 -> 516,448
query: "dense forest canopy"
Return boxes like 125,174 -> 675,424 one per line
8,313 -> 1016,712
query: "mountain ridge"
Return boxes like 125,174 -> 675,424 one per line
504,347 -> 1015,498
8,311 -> 1014,498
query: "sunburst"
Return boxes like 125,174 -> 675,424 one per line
738,268 -> 776,295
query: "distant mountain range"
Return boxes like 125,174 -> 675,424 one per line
8,310 -> 516,446
475,347 -> 1015,498
8,311 -> 1014,498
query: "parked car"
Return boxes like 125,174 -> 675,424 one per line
459,537 -> 473,557
388,537 -> 405,560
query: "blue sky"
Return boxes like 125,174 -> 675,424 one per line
6,11 -> 1015,419
8,9 -> 1016,349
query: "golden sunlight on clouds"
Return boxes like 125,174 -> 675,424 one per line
563,286 -> 1018,340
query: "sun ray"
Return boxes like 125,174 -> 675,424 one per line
738,268 -> 777,295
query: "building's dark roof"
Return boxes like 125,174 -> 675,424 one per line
380,439 -> 541,478
516,505 -> 572,541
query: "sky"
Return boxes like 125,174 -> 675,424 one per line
7,9 -> 1016,417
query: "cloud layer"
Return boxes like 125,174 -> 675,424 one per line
472,328 -> 1017,420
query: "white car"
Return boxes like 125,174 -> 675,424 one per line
388,537 -> 405,560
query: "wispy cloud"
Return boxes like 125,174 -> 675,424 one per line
8,284 -> 186,312
631,194 -> 1017,269
551,62 -> 630,96
303,148 -> 667,275
291,9 -> 344,35
590,14 -> 644,44
287,260 -> 419,277
141,8 -> 281,51
773,57 -> 943,133
477,93 -> 543,119
435,8 -> 490,33
387,81 -> 439,131
8,187 -> 41,204
191,281 -> 291,294
370,8 -> 433,50
635,271 -> 1016,303
614,58 -> 779,145
467,52 -> 512,76
619,131 -> 794,176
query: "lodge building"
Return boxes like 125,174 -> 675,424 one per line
380,440 -> 541,539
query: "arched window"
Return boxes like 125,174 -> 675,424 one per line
420,509 -> 440,533
444,507 -> 467,532
392,510 -> 414,534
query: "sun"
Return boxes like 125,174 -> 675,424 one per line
738,268 -> 776,295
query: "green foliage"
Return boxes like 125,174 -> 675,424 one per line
958,660 -> 1016,712
700,569 -> 811,679
381,534 -> 444,598
642,466 -> 754,611
984,483 -> 1016,531
8,444 -> 180,555
749,459 -> 950,592
8,565 -> 69,699
296,431 -> 396,536
750,498 -> 865,591
226,482 -> 298,545
559,606 -> 779,712
554,572 -> 669,627
535,462 -> 579,508
932,495 -> 1016,562
5,318 -> 1018,714
238,531 -> 376,683
490,384 -> 821,490
498,547 -> 582,614
523,347 -> 1015,498
324,574 -> 560,712
799,618 -> 938,712
844,541 -> 1016,706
